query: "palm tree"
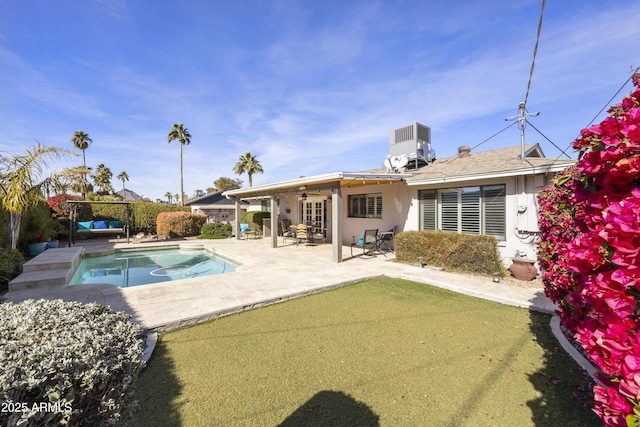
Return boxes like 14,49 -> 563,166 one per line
70,130 -> 92,199
174,193 -> 179,204
233,152 -> 264,187
117,171 -> 129,200
91,163 -> 113,195
58,166 -> 92,196
0,143 -> 74,249
167,123 -> 191,206
164,191 -> 173,204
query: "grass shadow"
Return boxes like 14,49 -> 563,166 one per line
526,295 -> 602,426
128,338 -> 183,426
278,390 -> 379,427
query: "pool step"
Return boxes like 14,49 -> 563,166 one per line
9,268 -> 70,291
9,247 -> 84,292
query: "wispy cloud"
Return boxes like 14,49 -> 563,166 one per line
1,1 -> 639,199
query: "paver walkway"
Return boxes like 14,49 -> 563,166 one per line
5,238 -> 556,331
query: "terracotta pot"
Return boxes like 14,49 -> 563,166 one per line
509,258 -> 538,281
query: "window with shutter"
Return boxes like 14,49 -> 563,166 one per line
347,193 -> 382,218
419,184 -> 506,240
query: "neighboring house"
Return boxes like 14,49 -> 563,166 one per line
224,123 -> 576,265
185,191 -> 249,223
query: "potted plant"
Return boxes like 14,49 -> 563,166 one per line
26,234 -> 47,256
42,220 -> 64,249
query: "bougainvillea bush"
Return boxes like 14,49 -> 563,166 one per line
537,74 -> 640,426
0,299 -> 145,426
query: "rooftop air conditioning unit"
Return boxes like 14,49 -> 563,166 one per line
386,122 -> 435,171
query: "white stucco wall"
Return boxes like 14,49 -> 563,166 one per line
405,173 -> 552,268
251,173 -> 552,269
340,182 -> 410,245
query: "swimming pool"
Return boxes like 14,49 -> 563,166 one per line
69,248 -> 237,288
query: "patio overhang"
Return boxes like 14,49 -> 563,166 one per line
223,171 -> 413,263
223,171 -> 414,199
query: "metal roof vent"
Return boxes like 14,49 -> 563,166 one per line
385,122 -> 435,171
458,146 -> 471,158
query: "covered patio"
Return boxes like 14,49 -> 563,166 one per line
223,172 -> 413,263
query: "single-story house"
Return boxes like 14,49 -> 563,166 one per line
185,191 -> 249,223
223,123 -> 576,265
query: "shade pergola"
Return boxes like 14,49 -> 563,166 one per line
223,172 -> 413,263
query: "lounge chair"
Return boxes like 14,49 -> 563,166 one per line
351,229 -> 379,257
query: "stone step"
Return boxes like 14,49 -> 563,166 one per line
21,247 -> 84,274
9,268 -> 71,292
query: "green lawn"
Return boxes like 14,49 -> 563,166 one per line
131,277 -> 601,426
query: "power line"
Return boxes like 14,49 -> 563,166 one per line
523,0 -> 546,107
470,121 -> 518,152
559,66 -> 640,156
525,119 -> 571,158
547,66 -> 640,168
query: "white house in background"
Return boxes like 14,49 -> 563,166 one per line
185,191 -> 249,223
224,122 -> 576,264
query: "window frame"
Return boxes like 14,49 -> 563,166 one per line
419,184 -> 506,240
348,193 -> 382,219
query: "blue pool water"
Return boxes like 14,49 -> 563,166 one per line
69,248 -> 237,288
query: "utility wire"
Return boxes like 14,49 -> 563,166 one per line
470,121 -> 518,152
525,119 -> 571,158
579,65 -> 640,132
547,66 -> 640,169
523,0 -> 546,107
561,67 -> 639,154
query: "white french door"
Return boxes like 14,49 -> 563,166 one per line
300,198 -> 326,235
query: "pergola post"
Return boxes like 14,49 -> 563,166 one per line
270,197 -> 278,248
234,197 -> 242,240
331,187 -> 342,263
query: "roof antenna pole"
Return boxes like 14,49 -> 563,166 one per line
506,101 -> 539,162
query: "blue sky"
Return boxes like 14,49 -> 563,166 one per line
1,1 -> 639,202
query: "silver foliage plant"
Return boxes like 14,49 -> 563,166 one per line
0,299 -> 145,426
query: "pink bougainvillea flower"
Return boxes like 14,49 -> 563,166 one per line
538,76 -> 640,426
593,386 -> 634,427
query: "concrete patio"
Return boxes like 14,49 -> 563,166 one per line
4,237 -> 556,331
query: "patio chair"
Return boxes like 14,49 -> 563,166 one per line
280,220 -> 295,245
376,226 -> 397,255
350,229 -> 378,257
295,223 -> 308,246
239,223 -> 258,240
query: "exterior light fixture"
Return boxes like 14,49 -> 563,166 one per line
418,256 -> 424,268
302,193 -> 307,200
492,272 -> 500,283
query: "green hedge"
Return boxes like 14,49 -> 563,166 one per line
0,249 -> 24,292
240,211 -> 270,232
394,230 -> 504,276
0,299 -> 144,426
89,202 -> 190,234
198,222 -> 233,239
